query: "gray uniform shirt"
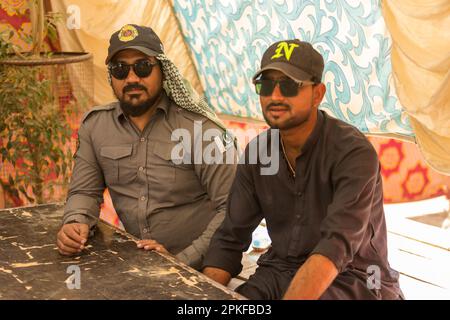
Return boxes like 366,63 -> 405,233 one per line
63,92 -> 237,269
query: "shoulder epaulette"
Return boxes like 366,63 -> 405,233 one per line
81,104 -> 116,123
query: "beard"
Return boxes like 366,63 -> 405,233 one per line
115,83 -> 162,117
120,97 -> 155,117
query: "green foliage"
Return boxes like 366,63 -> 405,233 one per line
45,11 -> 63,44
0,30 -> 16,58
0,32 -> 73,204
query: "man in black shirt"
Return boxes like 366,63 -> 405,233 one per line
202,39 -> 404,300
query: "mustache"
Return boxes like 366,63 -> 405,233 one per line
266,103 -> 291,110
123,84 -> 147,94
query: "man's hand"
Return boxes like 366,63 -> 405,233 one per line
137,239 -> 170,255
203,267 -> 232,286
56,223 -> 89,256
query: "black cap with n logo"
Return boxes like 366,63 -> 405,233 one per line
253,39 -> 324,83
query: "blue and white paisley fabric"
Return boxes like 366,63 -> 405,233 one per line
172,0 -> 412,136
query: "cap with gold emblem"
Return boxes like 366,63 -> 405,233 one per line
105,24 -> 164,64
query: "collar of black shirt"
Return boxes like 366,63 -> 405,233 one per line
300,109 -> 324,155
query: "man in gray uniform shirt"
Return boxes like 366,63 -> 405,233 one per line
56,24 -> 237,270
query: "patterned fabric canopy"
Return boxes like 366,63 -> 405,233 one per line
172,0 -> 412,136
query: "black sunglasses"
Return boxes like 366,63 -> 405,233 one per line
253,78 -> 314,97
108,60 -> 158,80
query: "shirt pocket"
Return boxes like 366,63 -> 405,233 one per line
100,145 -> 135,185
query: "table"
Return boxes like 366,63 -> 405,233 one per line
0,203 -> 243,300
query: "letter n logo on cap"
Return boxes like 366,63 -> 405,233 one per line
271,42 -> 299,61
118,25 -> 138,42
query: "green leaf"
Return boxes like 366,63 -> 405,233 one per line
8,175 -> 14,187
18,185 -> 27,196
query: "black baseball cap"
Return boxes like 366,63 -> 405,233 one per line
105,24 -> 164,64
253,39 -> 324,83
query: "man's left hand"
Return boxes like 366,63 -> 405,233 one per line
137,239 -> 170,255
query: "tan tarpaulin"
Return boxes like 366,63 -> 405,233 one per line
52,0 -> 450,174
50,0 -> 203,106
382,0 -> 450,175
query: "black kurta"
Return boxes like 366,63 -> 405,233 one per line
203,110 -> 403,299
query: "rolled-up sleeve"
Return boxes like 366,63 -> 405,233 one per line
202,148 -> 263,277
310,145 -> 380,272
62,121 -> 105,229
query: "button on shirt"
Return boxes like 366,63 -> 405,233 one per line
203,110 -> 401,293
63,93 -> 237,268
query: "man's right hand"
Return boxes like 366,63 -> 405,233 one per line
56,223 -> 89,256
202,267 -> 232,286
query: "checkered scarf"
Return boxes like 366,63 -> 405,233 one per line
156,54 -> 226,131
